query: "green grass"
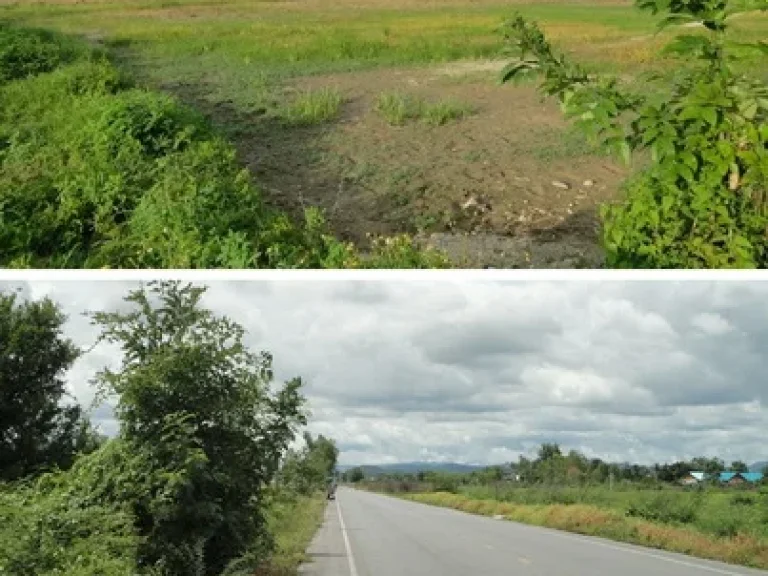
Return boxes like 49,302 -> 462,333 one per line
2,0 -> 766,110
0,1 -> 668,118
420,98 -> 474,125
375,91 -> 473,126
374,91 -> 413,125
282,87 -> 343,125
262,492 -> 328,574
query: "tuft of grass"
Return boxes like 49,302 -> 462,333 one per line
419,98 -> 473,126
374,91 -> 414,125
374,91 -> 473,126
399,492 -> 768,570
282,87 -> 343,125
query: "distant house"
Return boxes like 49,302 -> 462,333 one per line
680,471 -> 764,486
680,476 -> 696,486
718,471 -> 764,486
723,472 -> 745,486
738,472 -> 764,484
680,471 -> 706,485
719,472 -> 739,484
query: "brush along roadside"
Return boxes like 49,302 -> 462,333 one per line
395,492 -> 768,570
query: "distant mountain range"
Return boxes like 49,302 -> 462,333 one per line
750,461 -> 768,472
336,462 -> 496,475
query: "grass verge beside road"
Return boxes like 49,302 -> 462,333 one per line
259,493 -> 328,575
399,491 -> 768,570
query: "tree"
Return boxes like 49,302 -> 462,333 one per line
0,291 -> 96,481
279,433 -> 339,494
690,457 -> 725,476
538,443 -> 562,461
348,467 -> 365,483
731,460 -> 749,473
89,281 -> 307,576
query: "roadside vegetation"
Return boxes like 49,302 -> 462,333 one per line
0,282 -> 336,576
0,24 -> 445,269
350,444 -> 768,569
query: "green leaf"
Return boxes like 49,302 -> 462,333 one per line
618,140 -> 632,165
663,35 -> 713,57
500,60 -> 537,84
679,151 -> 698,171
741,100 -> 758,120
701,107 -> 718,125
678,164 -> 694,183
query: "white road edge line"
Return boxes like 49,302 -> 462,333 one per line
336,495 -> 359,576
532,525 -> 752,576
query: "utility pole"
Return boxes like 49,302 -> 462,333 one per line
609,472 -> 614,491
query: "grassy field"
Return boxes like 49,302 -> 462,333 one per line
392,487 -> 768,569
3,0 -> 768,266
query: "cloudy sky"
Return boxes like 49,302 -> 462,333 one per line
3,278 -> 767,467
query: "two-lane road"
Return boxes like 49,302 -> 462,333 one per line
299,487 -> 768,576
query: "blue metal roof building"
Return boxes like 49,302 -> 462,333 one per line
683,471 -> 764,484
740,472 -> 764,483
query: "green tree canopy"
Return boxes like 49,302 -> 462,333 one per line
730,460 -> 749,473
88,281 -> 308,575
0,290 -> 96,481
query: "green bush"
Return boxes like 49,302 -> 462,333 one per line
0,478 -> 142,576
0,23 -> 89,84
625,492 -> 699,525
732,493 -> 757,506
501,0 -> 768,268
0,59 -> 351,268
0,23 -> 446,269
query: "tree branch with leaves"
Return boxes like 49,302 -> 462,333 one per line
501,0 -> 768,267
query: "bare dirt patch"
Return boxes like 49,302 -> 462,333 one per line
173,64 -> 630,267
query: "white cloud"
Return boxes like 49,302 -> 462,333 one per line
691,312 -> 732,336
2,279 -> 768,467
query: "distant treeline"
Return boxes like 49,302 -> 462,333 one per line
341,443 -> 768,489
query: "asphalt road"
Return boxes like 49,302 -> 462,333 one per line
299,487 -> 768,576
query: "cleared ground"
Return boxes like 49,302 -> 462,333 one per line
4,0 -> 768,266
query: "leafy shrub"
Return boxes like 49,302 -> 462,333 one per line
0,478 -> 142,576
0,58 -> 345,268
696,511 -> 742,538
732,493 -> 756,506
0,23 -> 89,84
625,492 -> 699,524
501,0 -> 768,268
0,24 -> 446,269
93,89 -> 210,158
